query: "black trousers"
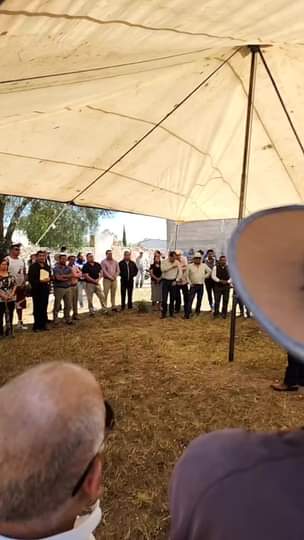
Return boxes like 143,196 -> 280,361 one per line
121,279 -> 134,309
188,284 -> 204,315
205,277 -> 214,309
0,301 -> 15,336
162,279 -> 176,316
32,287 -> 49,330
284,354 -> 304,387
175,284 -> 189,314
214,285 -> 230,316
237,297 -> 251,317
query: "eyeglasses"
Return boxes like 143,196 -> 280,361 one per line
71,401 -> 114,497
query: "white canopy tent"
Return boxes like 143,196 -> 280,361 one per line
0,0 -> 304,222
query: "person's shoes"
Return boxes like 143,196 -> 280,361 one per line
120,307 -> 125,312
213,313 -> 219,318
89,312 -> 95,317
73,315 -> 81,320
112,308 -> 118,312
271,383 -> 299,392
128,306 -> 133,310
195,312 -> 200,317
53,318 -> 60,325
222,314 -> 227,319
66,320 -> 73,325
161,314 -> 166,319
42,327 -> 50,331
17,322 -> 27,330
183,315 -> 190,319
169,313 -> 175,318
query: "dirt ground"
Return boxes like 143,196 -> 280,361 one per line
1,291 -> 304,539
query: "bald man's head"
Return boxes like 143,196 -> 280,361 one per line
0,362 -> 105,523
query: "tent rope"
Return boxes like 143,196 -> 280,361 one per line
73,47 -> 242,203
258,49 -> 304,156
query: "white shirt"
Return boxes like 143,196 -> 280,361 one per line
161,259 -> 182,281
7,257 -> 26,287
211,265 -> 232,284
187,263 -> 211,285
0,502 -> 102,540
177,256 -> 188,285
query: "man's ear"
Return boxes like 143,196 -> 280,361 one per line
82,456 -> 103,503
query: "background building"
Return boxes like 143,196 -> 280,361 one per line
167,219 -> 238,256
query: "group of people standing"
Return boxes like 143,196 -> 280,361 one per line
152,249 -> 232,319
0,243 -> 243,336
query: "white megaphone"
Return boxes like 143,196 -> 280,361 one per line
228,205 -> 304,362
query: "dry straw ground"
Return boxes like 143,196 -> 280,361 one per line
1,307 -> 304,539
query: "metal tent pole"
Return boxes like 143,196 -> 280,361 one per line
174,223 -> 179,250
228,45 -> 259,362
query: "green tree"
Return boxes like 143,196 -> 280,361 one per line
0,196 -> 109,253
0,196 -> 32,254
122,225 -> 127,247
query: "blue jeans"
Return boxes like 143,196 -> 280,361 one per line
188,284 -> 204,314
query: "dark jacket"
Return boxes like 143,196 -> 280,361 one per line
28,262 -> 51,291
119,260 -> 138,282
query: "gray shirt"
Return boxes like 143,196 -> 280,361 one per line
170,428 -> 304,540
53,263 -> 72,288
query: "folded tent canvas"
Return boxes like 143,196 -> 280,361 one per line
0,0 -> 304,222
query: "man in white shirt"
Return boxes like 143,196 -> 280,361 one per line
161,251 -> 181,319
7,243 -> 27,330
101,250 -> 120,311
187,252 -> 211,317
0,362 -> 113,540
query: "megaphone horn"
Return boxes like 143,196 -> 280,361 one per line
228,205 -> 304,361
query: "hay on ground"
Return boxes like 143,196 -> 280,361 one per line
1,309 -> 303,540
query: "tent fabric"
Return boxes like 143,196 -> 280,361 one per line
0,0 -> 304,221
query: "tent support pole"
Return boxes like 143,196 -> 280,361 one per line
174,223 -> 179,250
228,45 -> 259,362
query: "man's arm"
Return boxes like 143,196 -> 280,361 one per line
83,273 -> 97,284
204,264 -> 211,279
28,264 -> 39,287
211,266 -> 220,282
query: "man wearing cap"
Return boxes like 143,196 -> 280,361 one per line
175,251 -> 189,317
7,243 -> 27,330
187,252 -> 211,317
212,255 -> 231,319
119,251 -> 138,310
101,250 -> 120,312
160,251 -> 181,319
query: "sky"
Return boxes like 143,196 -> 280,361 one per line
99,212 -> 166,242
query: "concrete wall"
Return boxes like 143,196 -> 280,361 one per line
167,219 -> 238,256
